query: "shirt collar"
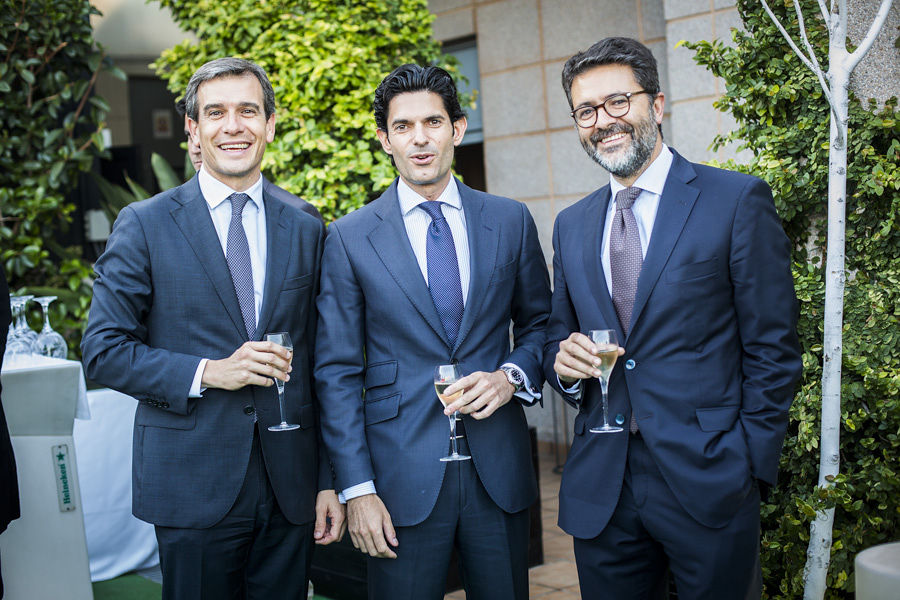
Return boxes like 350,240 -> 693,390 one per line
609,144 -> 674,201
397,176 -> 461,216
198,166 -> 265,212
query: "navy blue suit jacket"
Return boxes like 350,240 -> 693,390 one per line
82,175 -> 329,529
315,179 -> 551,527
543,150 -> 801,536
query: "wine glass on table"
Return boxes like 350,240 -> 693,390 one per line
434,364 -> 471,462
32,296 -> 68,358
14,295 -> 38,349
265,332 -> 300,432
588,329 -> 623,434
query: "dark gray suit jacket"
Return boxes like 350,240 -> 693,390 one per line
263,179 -> 323,223
0,264 -> 19,532
82,175 -> 329,529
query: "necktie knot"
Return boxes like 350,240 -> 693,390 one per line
419,201 -> 446,223
229,192 -> 251,217
615,186 -> 641,210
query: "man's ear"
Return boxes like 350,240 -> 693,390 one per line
451,117 -> 468,147
376,128 -> 392,155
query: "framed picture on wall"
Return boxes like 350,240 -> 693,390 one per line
151,109 -> 173,139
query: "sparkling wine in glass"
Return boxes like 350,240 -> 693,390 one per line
265,332 -> 300,432
434,364 -> 470,462
32,296 -> 67,358
588,329 -> 623,434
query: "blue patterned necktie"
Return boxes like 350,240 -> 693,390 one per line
226,192 -> 256,339
610,186 -> 643,334
419,201 -> 464,347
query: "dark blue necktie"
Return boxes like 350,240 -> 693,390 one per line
419,201 -> 464,347
226,192 -> 256,339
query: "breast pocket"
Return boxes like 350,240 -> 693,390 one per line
666,257 -> 719,283
281,273 -> 313,291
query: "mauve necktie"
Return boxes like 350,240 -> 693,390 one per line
226,192 -> 256,339
609,186 -> 642,434
419,201 -> 464,347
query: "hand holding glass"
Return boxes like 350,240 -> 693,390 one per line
588,329 -> 623,434
434,364 -> 471,462
265,332 -> 300,432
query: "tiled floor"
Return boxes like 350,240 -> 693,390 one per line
444,451 -> 581,600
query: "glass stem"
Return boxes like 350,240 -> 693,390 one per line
449,412 -> 459,456
600,377 -> 610,427
276,383 -> 288,425
41,302 -> 51,332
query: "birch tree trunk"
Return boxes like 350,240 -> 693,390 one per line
758,1 -> 894,598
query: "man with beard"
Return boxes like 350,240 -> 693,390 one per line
543,38 -> 801,599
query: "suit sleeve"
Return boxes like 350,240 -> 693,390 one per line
304,220 -> 336,492
542,216 -> 582,408
314,223 -> 374,492
504,202 -> 552,394
81,206 -> 200,414
730,178 -> 802,486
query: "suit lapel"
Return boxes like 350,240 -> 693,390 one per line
169,177 -> 249,340
582,187 -> 624,339
367,183 -> 448,345
629,152 -> 699,335
255,183 -> 288,340
452,181 -> 498,355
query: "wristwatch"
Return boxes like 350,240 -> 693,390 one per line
500,366 -> 525,393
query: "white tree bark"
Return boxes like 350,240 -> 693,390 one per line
758,0 -> 894,598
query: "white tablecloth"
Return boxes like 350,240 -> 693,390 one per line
1,354 -> 91,420
73,388 -> 159,581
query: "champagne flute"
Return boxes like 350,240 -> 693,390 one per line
265,332 -> 300,432
32,296 -> 67,358
588,329 -> 623,434
434,364 -> 471,462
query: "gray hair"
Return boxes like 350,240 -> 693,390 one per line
184,57 -> 276,121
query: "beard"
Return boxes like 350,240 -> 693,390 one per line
580,110 -> 659,179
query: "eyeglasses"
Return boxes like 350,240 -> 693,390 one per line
570,91 -> 653,128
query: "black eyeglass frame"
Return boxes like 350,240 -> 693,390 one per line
570,90 -> 654,128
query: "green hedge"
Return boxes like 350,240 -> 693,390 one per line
152,0 -> 457,222
0,0 -> 119,356
683,1 -> 899,597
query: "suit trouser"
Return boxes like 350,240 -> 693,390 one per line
573,432 -> 762,600
366,434 -> 530,600
155,427 -> 314,600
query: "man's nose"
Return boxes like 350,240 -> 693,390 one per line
222,110 -> 243,134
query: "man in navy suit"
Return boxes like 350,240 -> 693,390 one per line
544,38 -> 802,599
315,64 -> 551,600
82,57 -> 344,599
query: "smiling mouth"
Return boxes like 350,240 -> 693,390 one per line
220,142 -> 250,152
601,132 -> 628,144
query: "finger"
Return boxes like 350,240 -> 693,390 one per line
382,517 -> 399,557
471,397 -> 499,420
313,505 -> 327,540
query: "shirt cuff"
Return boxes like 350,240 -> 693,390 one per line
501,362 -> 541,404
339,480 -> 377,504
189,359 -> 208,398
558,375 -> 583,399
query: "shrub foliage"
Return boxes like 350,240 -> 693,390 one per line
0,0 -> 119,355
152,0 -> 453,222
684,1 -> 899,597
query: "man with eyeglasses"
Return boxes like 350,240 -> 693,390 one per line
543,37 -> 801,599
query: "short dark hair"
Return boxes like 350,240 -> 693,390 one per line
373,64 -> 466,132
184,57 -> 276,121
561,37 -> 660,108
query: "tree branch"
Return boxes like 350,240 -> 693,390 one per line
845,0 -> 894,73
793,0 -> 829,84
761,0 -> 834,106
815,0 -> 832,28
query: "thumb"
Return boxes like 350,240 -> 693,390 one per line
382,513 -> 398,547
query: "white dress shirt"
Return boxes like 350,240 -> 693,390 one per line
189,167 -> 268,397
560,145 -> 674,396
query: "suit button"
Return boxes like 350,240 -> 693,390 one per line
161,402 -> 170,408
243,406 -> 255,415
615,413 -> 625,425
625,359 -> 636,370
